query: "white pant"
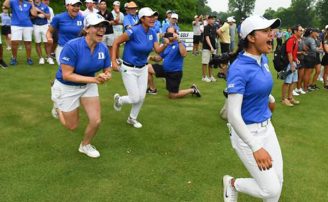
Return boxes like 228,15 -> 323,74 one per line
55,45 -> 63,65
11,26 -> 33,41
119,63 -> 148,120
229,121 -> 283,202
33,24 -> 48,43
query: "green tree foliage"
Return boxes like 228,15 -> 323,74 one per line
228,0 -> 255,21
263,7 -> 275,20
316,0 -> 328,26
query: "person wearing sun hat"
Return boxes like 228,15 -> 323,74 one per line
46,0 -> 84,64
223,15 -> 283,202
111,7 -> 168,129
123,1 -> 139,30
51,13 -> 111,158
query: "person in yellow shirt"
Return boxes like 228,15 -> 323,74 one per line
217,16 -> 235,78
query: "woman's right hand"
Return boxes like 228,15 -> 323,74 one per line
253,148 -> 272,171
111,61 -> 120,72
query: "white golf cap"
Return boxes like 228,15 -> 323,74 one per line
113,1 -> 120,6
65,0 -> 82,5
325,25 -> 328,30
85,0 -> 93,3
240,15 -> 281,39
138,7 -> 158,19
84,13 -> 109,28
171,13 -> 178,19
227,16 -> 235,23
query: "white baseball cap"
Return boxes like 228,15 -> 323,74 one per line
171,13 -> 178,20
84,13 -> 109,28
113,1 -> 120,6
138,7 -> 158,19
65,0 -> 82,5
227,16 -> 235,23
240,15 -> 281,39
85,0 -> 93,3
325,25 -> 328,30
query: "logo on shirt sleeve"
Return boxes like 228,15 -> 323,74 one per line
62,57 -> 70,61
227,83 -> 235,89
98,52 -> 105,60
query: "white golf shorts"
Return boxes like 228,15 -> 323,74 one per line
11,26 -> 33,41
33,24 -> 48,43
51,79 -> 99,112
102,34 -> 114,47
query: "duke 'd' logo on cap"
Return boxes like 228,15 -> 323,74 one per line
148,35 -> 153,40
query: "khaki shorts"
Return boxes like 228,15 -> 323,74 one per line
51,79 -> 99,112
202,49 -> 213,64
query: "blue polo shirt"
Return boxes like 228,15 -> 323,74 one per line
10,0 -> 33,27
123,14 -> 139,29
227,52 -> 273,124
161,23 -> 180,33
160,41 -> 185,72
56,37 -> 111,86
51,12 -> 84,46
123,24 -> 157,66
153,20 -> 161,33
32,2 -> 49,26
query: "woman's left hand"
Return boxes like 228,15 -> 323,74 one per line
96,72 -> 111,84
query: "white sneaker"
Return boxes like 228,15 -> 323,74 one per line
78,143 -> 100,158
202,76 -> 211,82
223,175 -> 238,202
39,57 -> 45,64
209,76 -> 217,82
113,93 -> 122,111
47,57 -> 55,65
292,90 -> 299,96
51,105 -> 58,119
127,117 -> 142,128
298,88 -> 306,94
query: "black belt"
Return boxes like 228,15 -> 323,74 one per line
123,61 -> 147,68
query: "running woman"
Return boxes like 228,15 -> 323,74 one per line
46,0 -> 84,64
51,13 -> 111,158
223,16 -> 283,202
111,7 -> 168,128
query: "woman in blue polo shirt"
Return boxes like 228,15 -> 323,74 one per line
51,13 -> 111,158
147,27 -> 201,98
46,0 -> 84,64
223,16 -> 283,202
111,7 -> 168,128
3,0 -> 37,65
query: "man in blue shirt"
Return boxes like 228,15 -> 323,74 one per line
161,13 -> 180,34
46,0 -> 84,64
3,0 -> 37,65
32,0 -> 54,64
123,1 -> 138,30
147,27 -> 201,98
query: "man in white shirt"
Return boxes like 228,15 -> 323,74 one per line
111,1 -> 124,39
82,0 -> 98,17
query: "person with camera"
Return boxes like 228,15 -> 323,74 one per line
51,14 -> 111,158
281,25 -> 303,107
147,27 -> 201,98
223,16 -> 283,202
3,0 -> 37,66
111,7 -> 167,129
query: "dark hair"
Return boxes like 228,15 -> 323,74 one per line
291,24 -> 301,34
303,28 -> 311,37
239,30 -> 255,49
165,26 -> 177,33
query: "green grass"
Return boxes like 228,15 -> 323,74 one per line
0,40 -> 327,202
